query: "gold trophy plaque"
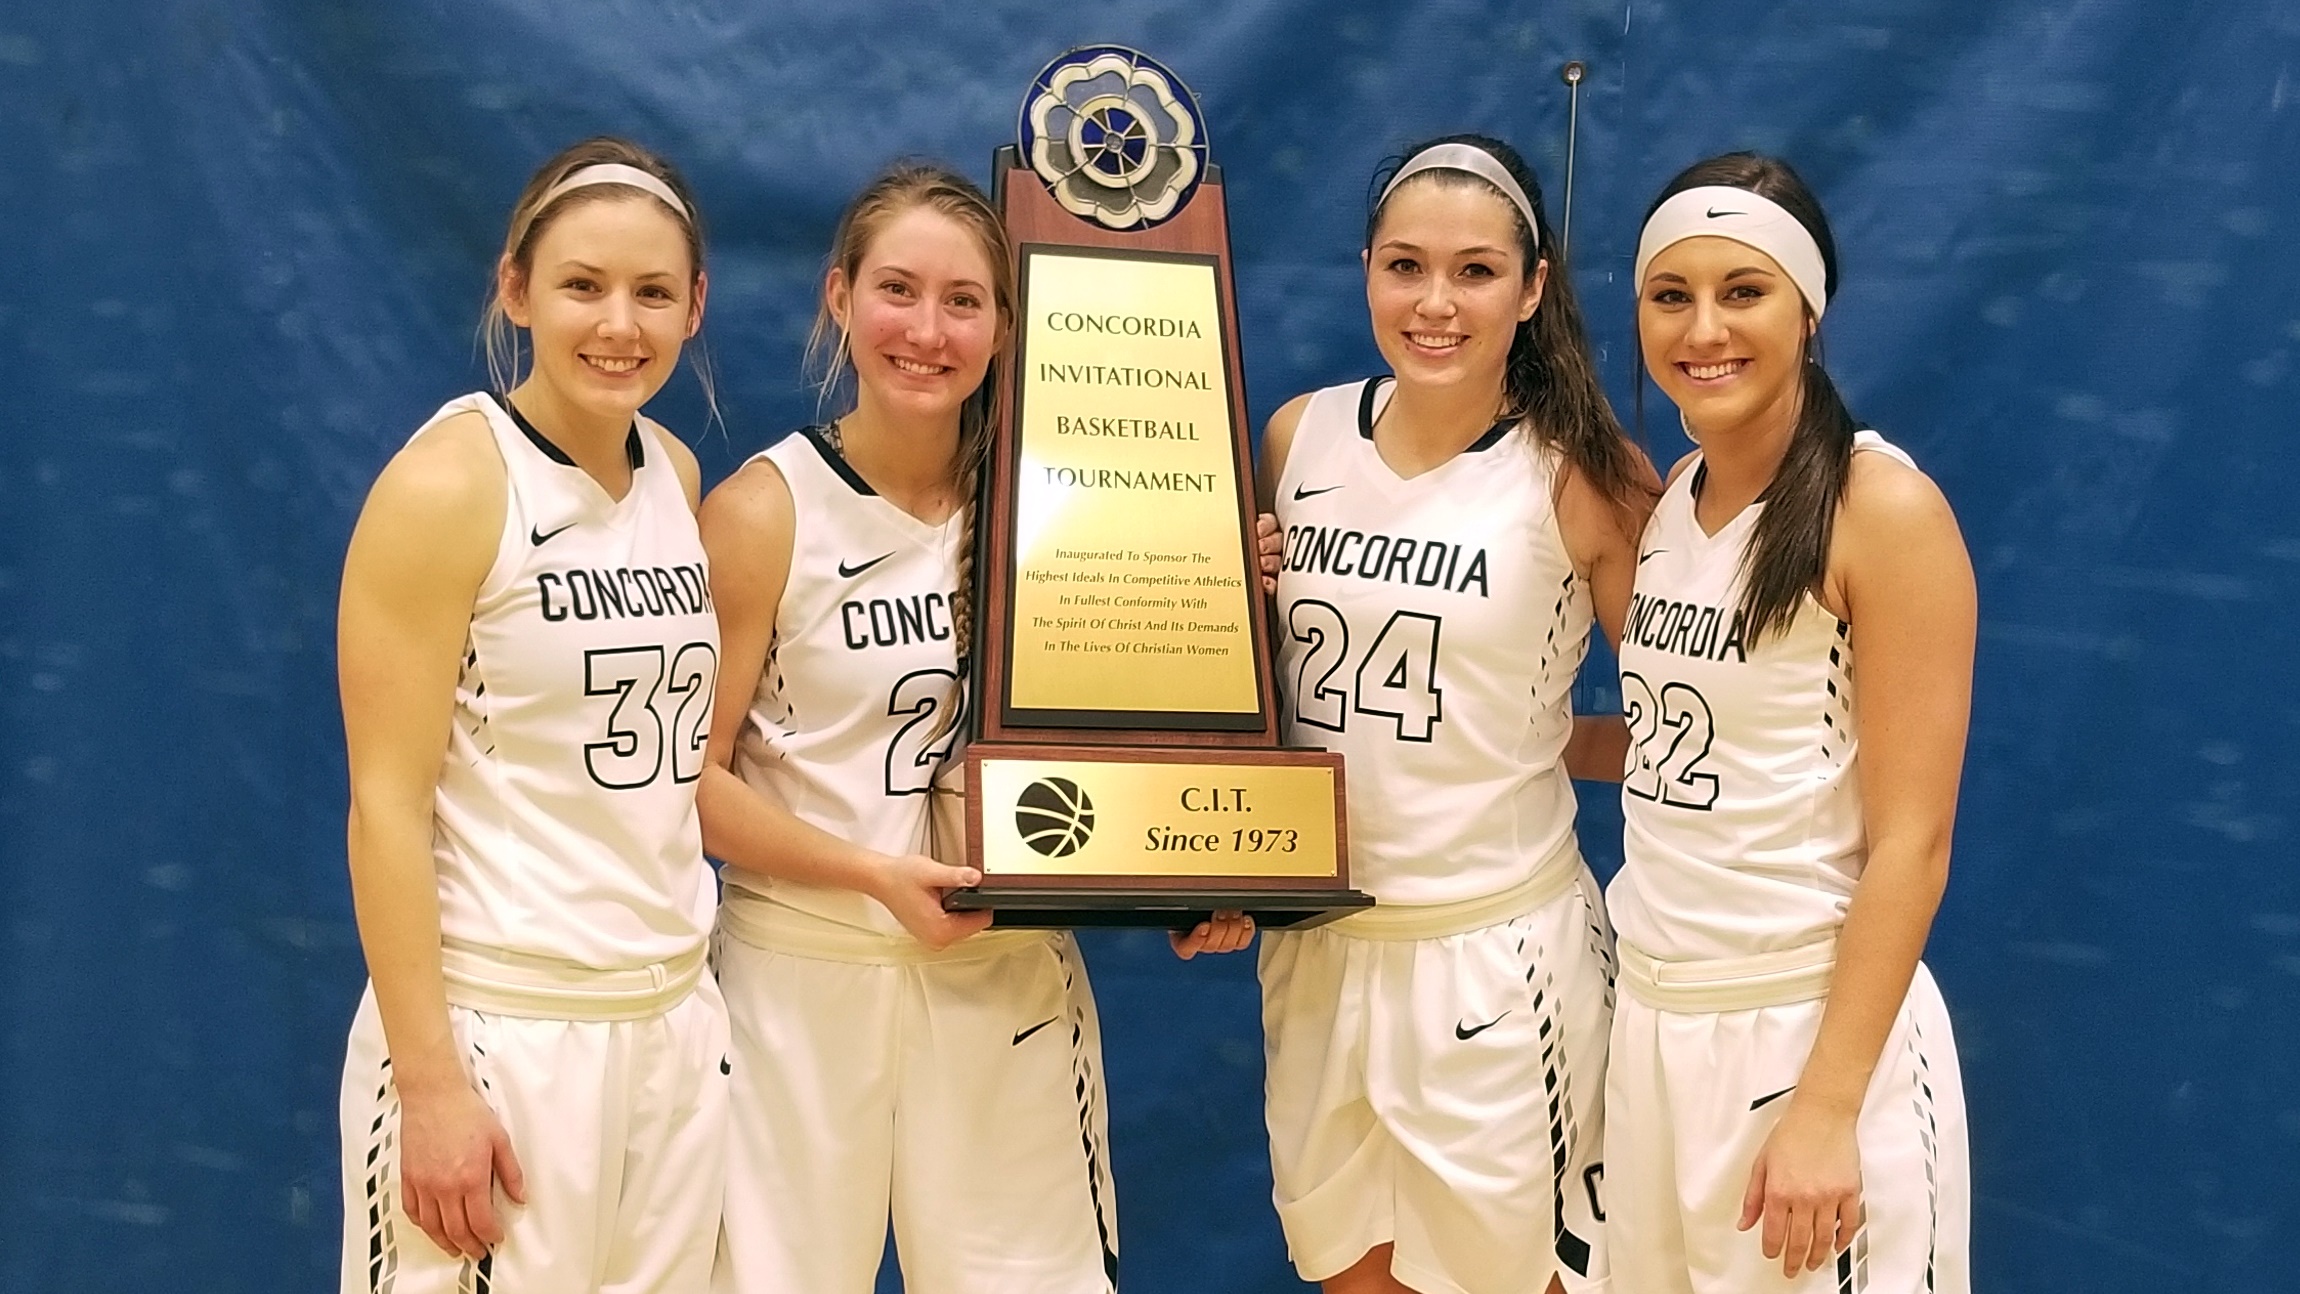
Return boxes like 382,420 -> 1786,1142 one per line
938,47 -> 1368,927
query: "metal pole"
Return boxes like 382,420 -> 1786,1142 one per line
1559,60 -> 1586,259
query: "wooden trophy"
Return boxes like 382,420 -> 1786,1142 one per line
936,46 -> 1369,928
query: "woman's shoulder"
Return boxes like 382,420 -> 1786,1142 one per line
374,407 -> 506,524
1263,378 -> 1377,479
1831,435 -> 1963,594
694,448 -> 795,549
1841,436 -> 1950,530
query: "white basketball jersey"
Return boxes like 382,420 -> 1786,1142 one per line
1273,378 -> 1592,906
426,392 -> 719,970
723,429 -> 965,937
1608,431 -> 1918,961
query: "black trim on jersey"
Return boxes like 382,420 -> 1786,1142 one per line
798,425 -> 879,497
1687,424 -> 1878,502
494,393 -> 644,470
1355,376 -> 1513,452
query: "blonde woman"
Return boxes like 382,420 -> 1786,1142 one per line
699,162 -> 1123,1294
337,137 -> 727,1292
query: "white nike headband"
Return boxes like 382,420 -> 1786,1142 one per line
1635,185 -> 1828,318
534,162 -> 691,226
1379,143 -> 1541,258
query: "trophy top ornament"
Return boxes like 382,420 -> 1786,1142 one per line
1018,45 -> 1208,232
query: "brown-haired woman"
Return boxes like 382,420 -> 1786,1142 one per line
696,161 -> 1119,1293
1257,133 -> 1657,1294
336,137 -> 728,1291
1607,151 -> 1973,1293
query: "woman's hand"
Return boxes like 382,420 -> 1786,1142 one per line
1738,1099 -> 1862,1278
1256,512 -> 1282,593
397,1075 -> 526,1260
872,853 -> 994,950
1170,910 -> 1256,959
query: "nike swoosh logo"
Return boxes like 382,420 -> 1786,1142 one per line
1706,207 -> 1744,219
1454,1011 -> 1510,1041
1750,1085 -> 1796,1110
530,521 -> 578,547
1638,549 -> 1667,565
1292,483 -> 1344,501
1012,1016 -> 1058,1046
838,553 -> 894,578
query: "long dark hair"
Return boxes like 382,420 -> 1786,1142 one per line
1366,133 -> 1649,525
1642,151 -> 1856,643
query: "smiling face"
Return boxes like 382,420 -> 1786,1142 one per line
827,205 -> 1002,424
1364,177 -> 1546,400
501,195 -> 702,423
1637,234 -> 1812,440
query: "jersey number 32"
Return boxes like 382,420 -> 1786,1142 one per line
583,643 -> 718,790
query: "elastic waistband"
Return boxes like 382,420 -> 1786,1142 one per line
1615,937 -> 1836,1012
439,938 -> 705,1022
717,885 -> 1049,966
1326,836 -> 1584,942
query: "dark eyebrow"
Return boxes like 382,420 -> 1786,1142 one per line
1375,240 -> 1511,259
1644,265 -> 1779,287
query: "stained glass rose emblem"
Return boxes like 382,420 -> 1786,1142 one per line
1020,46 -> 1207,231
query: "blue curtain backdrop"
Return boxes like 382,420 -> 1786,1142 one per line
4,1 -> 2295,1290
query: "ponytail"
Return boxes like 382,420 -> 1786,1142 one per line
1739,341 -> 1858,641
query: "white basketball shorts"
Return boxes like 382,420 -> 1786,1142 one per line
1258,872 -> 1615,1294
1605,961 -> 1969,1294
337,974 -> 730,1293
711,927 -> 1118,1294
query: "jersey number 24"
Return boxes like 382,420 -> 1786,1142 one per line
1287,600 -> 1444,741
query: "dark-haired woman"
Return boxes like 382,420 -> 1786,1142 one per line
1606,153 -> 1973,1294
698,163 -> 1130,1294
336,139 -> 727,1291
1258,135 -> 1657,1294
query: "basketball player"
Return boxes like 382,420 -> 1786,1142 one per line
699,162 -> 1190,1294
336,137 -> 727,1292
1259,134 -> 1657,1294
1605,152 -> 1974,1294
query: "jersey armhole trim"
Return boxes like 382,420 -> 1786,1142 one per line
797,425 -> 877,497
452,397 -> 524,605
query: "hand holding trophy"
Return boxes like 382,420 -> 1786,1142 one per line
935,47 -> 1369,929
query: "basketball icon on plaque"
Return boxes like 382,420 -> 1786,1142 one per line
933,46 -> 1369,928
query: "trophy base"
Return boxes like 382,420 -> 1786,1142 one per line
932,741 -> 1364,931
945,884 -> 1373,931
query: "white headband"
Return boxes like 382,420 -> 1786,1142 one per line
1379,143 -> 1541,258
536,162 -> 690,224
1635,186 -> 1828,318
